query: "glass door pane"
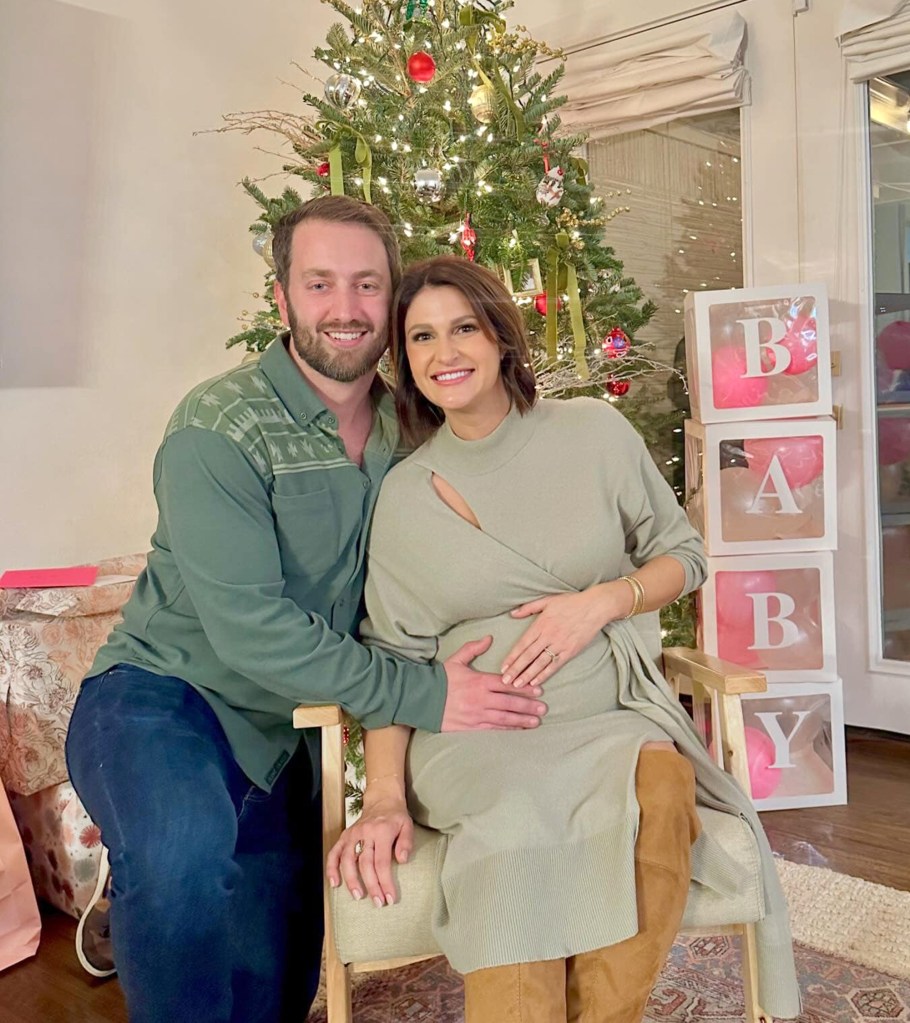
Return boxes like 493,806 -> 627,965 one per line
586,110 -> 743,483
869,73 -> 910,663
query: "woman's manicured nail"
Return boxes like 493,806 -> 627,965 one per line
373,896 -> 384,908
352,889 -> 364,901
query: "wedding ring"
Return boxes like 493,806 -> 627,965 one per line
354,840 -> 364,856
544,647 -> 559,663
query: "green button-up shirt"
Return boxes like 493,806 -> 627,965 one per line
90,337 -> 447,789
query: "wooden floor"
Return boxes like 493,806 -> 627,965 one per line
1,728 -> 908,1023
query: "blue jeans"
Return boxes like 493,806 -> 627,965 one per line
65,665 -> 323,1023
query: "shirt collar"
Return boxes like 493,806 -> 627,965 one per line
260,333 -> 398,432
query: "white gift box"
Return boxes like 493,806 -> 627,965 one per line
698,552 -> 837,682
685,417 -> 837,555
740,680 -> 847,811
684,283 -> 832,423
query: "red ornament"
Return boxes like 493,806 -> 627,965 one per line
534,292 -> 562,316
606,377 -> 630,397
407,50 -> 437,83
459,214 -> 477,261
602,328 -> 630,359
316,161 -> 330,178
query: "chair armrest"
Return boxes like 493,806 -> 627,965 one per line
293,704 -> 344,729
661,647 -> 767,696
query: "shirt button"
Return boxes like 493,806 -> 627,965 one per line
300,413 -> 308,421
362,480 -> 369,490
327,416 -> 337,426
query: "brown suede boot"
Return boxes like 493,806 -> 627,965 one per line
464,958 -> 568,1023
565,749 -> 700,1023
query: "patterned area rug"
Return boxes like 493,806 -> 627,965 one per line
307,938 -> 910,1022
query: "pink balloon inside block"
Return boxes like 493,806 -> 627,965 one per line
711,347 -> 770,409
717,620 -> 760,667
710,727 -> 783,799
716,570 -> 778,630
779,316 -> 818,376
744,726 -> 783,799
743,435 -> 825,489
877,320 -> 910,372
879,417 -> 910,466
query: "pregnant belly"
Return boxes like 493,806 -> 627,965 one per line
437,614 -> 622,725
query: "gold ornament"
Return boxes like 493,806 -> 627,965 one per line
468,83 -> 496,124
252,232 -> 276,270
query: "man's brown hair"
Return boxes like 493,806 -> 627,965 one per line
271,196 -> 402,293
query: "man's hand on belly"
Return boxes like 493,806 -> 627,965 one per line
442,636 -> 547,731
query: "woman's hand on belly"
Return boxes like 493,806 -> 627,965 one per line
327,798 -> 414,908
501,585 -> 625,688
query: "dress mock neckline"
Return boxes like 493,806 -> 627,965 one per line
420,401 -> 539,475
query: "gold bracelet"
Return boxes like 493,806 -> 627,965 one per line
619,575 -> 646,618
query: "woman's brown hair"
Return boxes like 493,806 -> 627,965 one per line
392,256 -> 538,446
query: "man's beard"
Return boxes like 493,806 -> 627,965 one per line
287,303 -> 388,383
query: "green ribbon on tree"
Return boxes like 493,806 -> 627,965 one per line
472,61 -> 526,136
328,143 -> 344,197
545,249 -> 559,363
353,133 -> 373,204
565,262 -> 590,380
570,156 -> 589,187
459,3 -> 506,41
406,0 -> 429,21
547,231 -> 590,379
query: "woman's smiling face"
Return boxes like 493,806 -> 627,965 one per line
403,284 -> 510,431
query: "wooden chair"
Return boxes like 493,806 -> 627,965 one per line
294,647 -> 770,1023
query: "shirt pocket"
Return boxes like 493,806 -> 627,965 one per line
271,488 -> 340,584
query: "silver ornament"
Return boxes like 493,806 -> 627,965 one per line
324,73 -> 362,110
535,166 -> 565,208
413,167 -> 445,205
252,231 -> 276,269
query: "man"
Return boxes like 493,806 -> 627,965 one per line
65,196 -> 546,1023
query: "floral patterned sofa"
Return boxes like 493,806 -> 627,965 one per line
1,555 -> 145,918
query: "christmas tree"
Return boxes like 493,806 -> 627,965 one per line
218,0 -> 676,395
216,0 -> 695,803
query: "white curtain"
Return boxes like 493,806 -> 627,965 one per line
839,0 -> 910,79
557,13 -> 749,140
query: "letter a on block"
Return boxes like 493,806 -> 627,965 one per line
747,457 -> 801,515
737,317 -> 789,377
748,592 -> 801,649
753,710 -> 811,769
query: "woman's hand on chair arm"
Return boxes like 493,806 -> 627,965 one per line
326,724 -> 413,907
327,786 -> 413,907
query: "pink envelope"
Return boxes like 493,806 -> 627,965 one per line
0,566 -> 98,589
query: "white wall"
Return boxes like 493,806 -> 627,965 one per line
0,0 -> 334,569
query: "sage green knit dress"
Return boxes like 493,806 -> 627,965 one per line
360,397 -> 800,1018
